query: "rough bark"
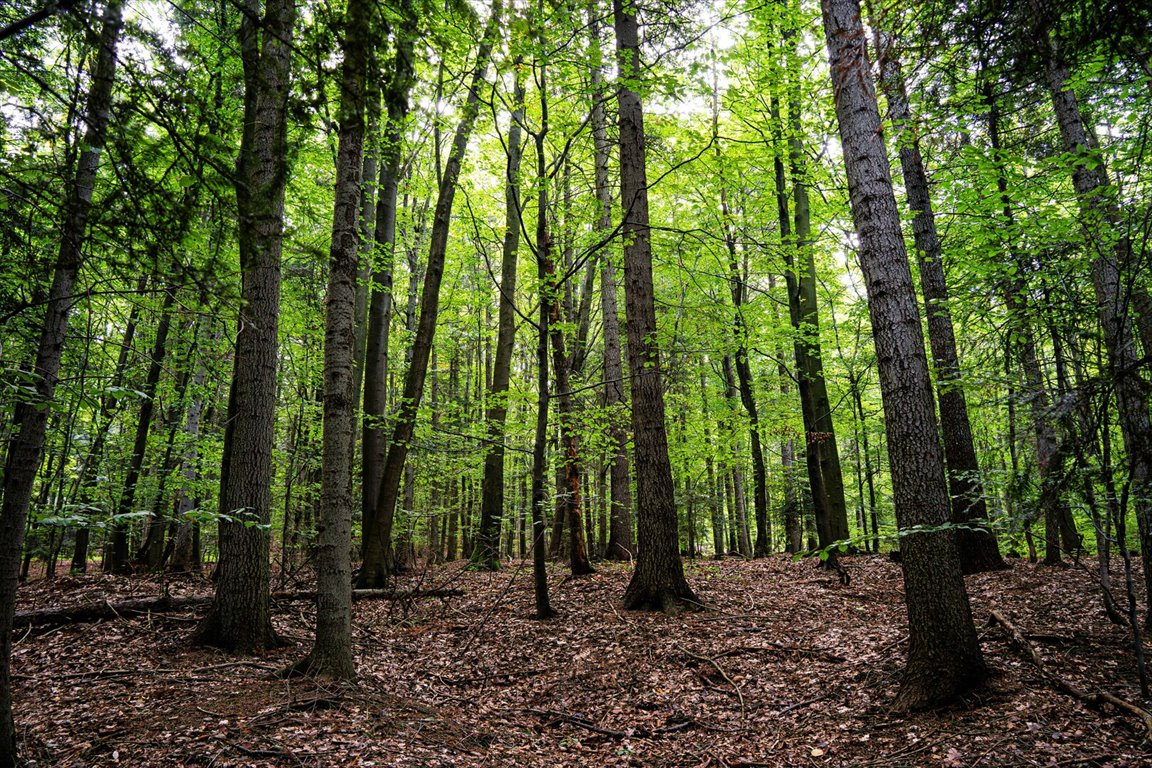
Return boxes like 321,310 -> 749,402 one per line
191,0 -> 295,653
872,25 -> 1005,574
473,64 -> 525,571
0,1 -> 124,761
358,0 -> 502,587
1036,12 -> 1152,618
614,0 -> 698,612
821,0 -> 985,710
288,0 -> 373,681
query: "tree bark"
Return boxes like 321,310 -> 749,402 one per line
361,4 -> 417,555
614,0 -> 698,612
0,0 -> 124,761
872,24 -> 1005,574
590,4 -> 633,562
821,0 -> 985,710
192,0 -> 296,653
1036,11 -> 1152,619
473,62 -> 526,570
358,0 -> 502,587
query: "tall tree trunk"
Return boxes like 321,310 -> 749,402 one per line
985,89 -> 1074,567
0,0 -> 124,761
473,62 -> 525,570
713,88 -> 770,557
288,0 -> 373,681
590,3 -> 633,562
169,331 -> 210,574
1035,8 -> 1152,621
192,0 -> 296,653
775,64 -> 850,552
107,285 -> 176,574
821,0 -> 985,710
872,22 -> 1005,574
358,0 -> 502,587
361,5 -> 417,555
615,0 -> 697,612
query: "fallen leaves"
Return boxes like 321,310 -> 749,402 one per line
9,556 -> 1152,766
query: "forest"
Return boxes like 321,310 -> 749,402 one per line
1,0 -> 1151,764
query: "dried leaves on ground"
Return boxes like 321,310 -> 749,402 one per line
11,555 -> 1151,766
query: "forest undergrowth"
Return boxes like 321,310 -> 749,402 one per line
11,556 -> 1149,767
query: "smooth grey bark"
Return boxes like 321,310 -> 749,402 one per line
358,0 -> 502,587
615,0 -> 698,612
0,0 -> 124,761
168,331 -> 210,574
590,3 -> 633,562
192,0 -> 295,653
473,64 -> 525,570
872,26 -> 1005,574
821,0 -> 985,710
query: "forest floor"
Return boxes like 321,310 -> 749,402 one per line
11,554 -> 1152,767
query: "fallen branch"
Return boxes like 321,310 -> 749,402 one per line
15,588 -> 465,628
683,650 -> 746,719
989,608 -> 1152,748
526,708 -> 694,739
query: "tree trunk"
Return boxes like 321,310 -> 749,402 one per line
1036,9 -> 1152,622
614,0 -> 697,613
71,273 -> 146,573
361,5 -> 417,555
821,0 -> 985,710
358,0 -> 502,587
872,23 -> 1005,574
288,0 -> 373,681
192,0 -> 295,653
473,63 -> 525,570
0,0 -> 124,761
775,66 -> 850,551
591,4 -> 633,561
107,285 -> 175,574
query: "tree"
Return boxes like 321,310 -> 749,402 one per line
358,0 -> 503,587
287,0 -> 375,681
473,59 -> 526,571
820,0 -> 985,709
614,0 -> 698,613
870,15 -> 1006,574
191,0 -> 296,653
0,0 -> 125,761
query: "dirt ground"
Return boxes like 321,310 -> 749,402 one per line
10,555 -> 1151,766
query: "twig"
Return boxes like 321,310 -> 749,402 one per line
776,694 -> 826,716
989,607 -> 1152,748
683,650 -> 746,720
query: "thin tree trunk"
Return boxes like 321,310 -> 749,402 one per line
872,22 -> 1005,574
473,62 -> 526,570
107,285 -> 176,573
0,0 -> 124,760
358,0 -> 502,587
